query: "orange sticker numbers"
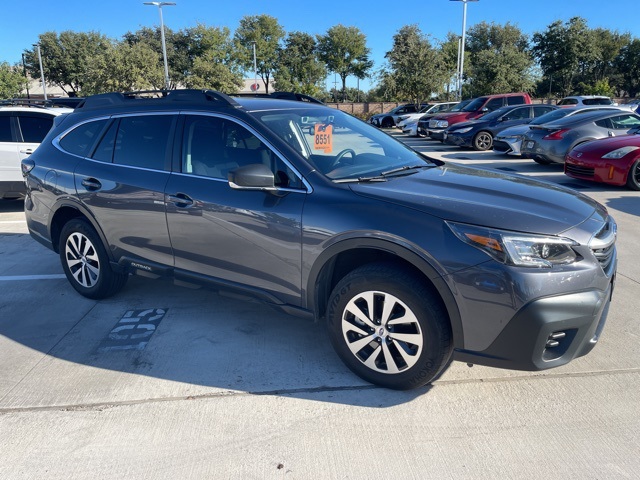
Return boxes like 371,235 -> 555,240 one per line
314,124 -> 333,153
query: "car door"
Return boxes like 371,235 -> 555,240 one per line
164,113 -> 307,305
72,113 -> 176,267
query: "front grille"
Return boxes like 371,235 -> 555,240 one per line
590,217 -> 617,272
566,163 -> 595,178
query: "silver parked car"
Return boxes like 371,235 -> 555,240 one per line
494,106 -> 627,156
521,109 -> 640,164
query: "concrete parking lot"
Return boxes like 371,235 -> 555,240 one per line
1,133 -> 639,479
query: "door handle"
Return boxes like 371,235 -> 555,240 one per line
167,193 -> 194,207
81,178 -> 102,191
19,149 -> 34,155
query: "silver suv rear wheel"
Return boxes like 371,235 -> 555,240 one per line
59,219 -> 128,299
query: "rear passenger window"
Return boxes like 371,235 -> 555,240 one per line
485,98 -> 503,111
112,115 -> 174,170
18,116 -> 54,143
59,119 -> 108,157
507,96 -> 526,105
0,116 -> 12,142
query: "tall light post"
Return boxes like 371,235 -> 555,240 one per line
450,0 -> 478,99
250,41 -> 258,92
143,2 -> 176,90
32,43 -> 47,101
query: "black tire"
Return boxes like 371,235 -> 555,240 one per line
326,263 -> 452,390
381,117 -> 394,128
473,131 -> 493,151
59,218 -> 128,299
533,156 -> 553,165
627,159 -> 640,190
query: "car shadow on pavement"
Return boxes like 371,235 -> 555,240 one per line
606,196 -> 640,217
0,271 -> 430,409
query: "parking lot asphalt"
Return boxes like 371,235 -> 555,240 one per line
1,133 -> 639,479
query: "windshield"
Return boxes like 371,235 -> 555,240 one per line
449,100 -> 472,112
251,107 -> 434,181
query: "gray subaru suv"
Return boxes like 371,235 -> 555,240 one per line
21,90 -> 617,390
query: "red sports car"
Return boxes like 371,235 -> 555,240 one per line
565,134 -> 640,190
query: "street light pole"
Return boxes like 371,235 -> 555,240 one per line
450,0 -> 479,99
143,2 -> 176,91
32,43 -> 47,101
251,41 -> 258,92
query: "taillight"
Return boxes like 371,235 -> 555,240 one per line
543,128 -> 569,140
21,158 -> 35,175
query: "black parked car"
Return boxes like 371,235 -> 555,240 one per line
443,104 -> 558,151
21,89 -> 617,390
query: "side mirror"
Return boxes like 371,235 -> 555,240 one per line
228,163 -> 277,191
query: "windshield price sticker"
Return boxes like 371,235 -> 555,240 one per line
314,124 -> 333,153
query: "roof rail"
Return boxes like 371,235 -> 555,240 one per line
232,91 -> 324,105
76,89 -> 242,110
0,98 -> 80,108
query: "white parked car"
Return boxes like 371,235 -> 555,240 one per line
557,95 -> 620,107
0,105 -> 70,199
398,102 -> 458,136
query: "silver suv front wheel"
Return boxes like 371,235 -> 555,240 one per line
327,263 -> 452,389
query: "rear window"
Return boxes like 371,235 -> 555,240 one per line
59,119 -> 108,157
583,98 -> 614,105
507,96 -> 526,105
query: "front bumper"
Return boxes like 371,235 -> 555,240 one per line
494,137 -> 523,155
428,128 -> 446,141
443,132 -> 472,147
454,276 -> 615,371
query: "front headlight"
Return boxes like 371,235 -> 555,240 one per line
451,127 -> 473,134
436,120 -> 449,128
447,222 -> 579,268
602,146 -> 640,159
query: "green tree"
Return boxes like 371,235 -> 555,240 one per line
465,22 -> 535,96
439,32 -> 463,100
82,42 -> 164,94
275,31 -> 327,96
0,62 -> 27,98
383,25 -> 447,106
123,26 -> 181,89
532,17 -> 593,97
180,24 -> 243,92
234,15 -> 285,94
317,25 -> 372,102
616,38 -> 640,97
24,31 -> 112,96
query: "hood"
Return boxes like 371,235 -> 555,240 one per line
572,133 -> 640,155
349,163 -> 600,235
447,119 -> 483,130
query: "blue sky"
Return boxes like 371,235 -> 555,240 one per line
1,0 -> 638,92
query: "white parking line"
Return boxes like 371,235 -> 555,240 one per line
0,274 -> 66,281
0,220 -> 26,224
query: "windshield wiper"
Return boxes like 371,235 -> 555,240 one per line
334,164 -> 434,183
380,164 -> 433,176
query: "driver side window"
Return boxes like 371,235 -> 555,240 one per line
181,115 -> 303,189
